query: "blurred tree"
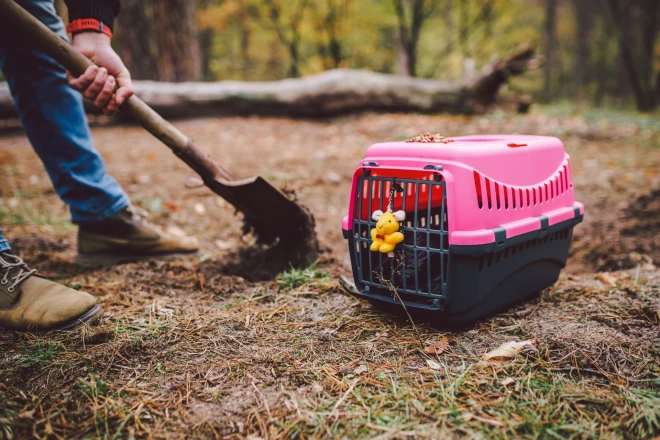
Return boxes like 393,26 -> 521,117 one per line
392,0 -> 440,76
261,0 -> 310,77
310,0 -> 350,69
198,0 -> 262,79
423,0 -> 495,79
198,0 -> 214,80
459,0 -> 469,57
116,0 -> 158,80
607,0 -> 659,111
542,0 -> 557,103
572,0 -> 591,103
90,0 -> 656,109
153,0 -> 202,81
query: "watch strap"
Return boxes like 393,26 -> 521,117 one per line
66,18 -> 113,39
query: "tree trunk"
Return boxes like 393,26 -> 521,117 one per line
198,0 -> 213,81
640,0 -> 659,109
459,0 -> 469,57
0,49 -> 536,119
263,0 -> 309,78
153,0 -> 201,82
607,0 -> 657,111
397,26 -> 411,76
240,19 -> 251,79
393,0 -> 431,77
116,0 -> 158,80
542,0 -> 557,102
572,0 -> 591,103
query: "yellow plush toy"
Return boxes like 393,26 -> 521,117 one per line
370,210 -> 406,255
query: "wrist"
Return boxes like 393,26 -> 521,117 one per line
66,18 -> 113,40
71,30 -> 112,49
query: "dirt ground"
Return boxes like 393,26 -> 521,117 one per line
0,109 -> 659,439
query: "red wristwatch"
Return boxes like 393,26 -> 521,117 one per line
66,18 -> 113,39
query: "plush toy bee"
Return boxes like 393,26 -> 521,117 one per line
370,209 -> 406,255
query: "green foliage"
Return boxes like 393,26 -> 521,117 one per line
16,338 -> 65,368
78,374 -> 108,399
190,0 -> 659,108
276,262 -> 328,290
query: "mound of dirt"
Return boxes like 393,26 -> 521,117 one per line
572,187 -> 660,273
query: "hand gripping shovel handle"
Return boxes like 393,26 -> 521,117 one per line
0,0 -> 234,183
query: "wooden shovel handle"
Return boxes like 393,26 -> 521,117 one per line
0,0 -> 234,182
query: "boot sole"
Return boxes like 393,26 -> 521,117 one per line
54,304 -> 104,332
75,251 -> 199,267
0,304 -> 104,335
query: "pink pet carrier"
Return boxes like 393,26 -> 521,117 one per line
342,135 -> 584,323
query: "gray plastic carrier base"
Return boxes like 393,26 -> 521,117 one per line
346,214 -> 583,326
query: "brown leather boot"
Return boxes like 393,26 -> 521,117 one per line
0,252 -> 102,332
77,206 -> 199,265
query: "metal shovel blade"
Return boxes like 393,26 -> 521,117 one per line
207,176 -> 315,245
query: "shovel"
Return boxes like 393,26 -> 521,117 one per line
0,0 -> 316,254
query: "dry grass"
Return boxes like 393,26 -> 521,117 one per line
1,107 -> 659,439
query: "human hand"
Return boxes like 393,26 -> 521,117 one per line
68,32 -> 134,116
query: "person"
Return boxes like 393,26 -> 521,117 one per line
0,0 -> 199,332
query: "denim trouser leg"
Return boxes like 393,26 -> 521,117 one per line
0,0 -> 129,248
0,227 -> 9,252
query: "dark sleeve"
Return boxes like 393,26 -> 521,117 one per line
64,0 -> 120,31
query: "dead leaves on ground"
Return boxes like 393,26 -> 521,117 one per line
481,340 -> 537,363
595,272 -> 618,287
424,336 -> 450,355
423,337 -> 538,371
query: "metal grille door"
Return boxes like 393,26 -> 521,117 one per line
350,174 -> 450,305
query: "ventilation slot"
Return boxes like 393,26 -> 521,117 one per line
474,171 -> 483,209
485,177 -> 493,209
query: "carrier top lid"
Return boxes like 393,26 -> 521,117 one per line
364,135 -> 567,187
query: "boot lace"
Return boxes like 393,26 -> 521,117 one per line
126,205 -> 160,231
0,252 -> 37,293
127,205 -> 150,219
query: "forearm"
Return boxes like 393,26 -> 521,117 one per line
63,0 -> 120,30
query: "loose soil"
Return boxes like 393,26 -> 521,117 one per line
0,110 -> 659,439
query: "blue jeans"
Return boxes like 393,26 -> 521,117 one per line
0,0 -> 129,252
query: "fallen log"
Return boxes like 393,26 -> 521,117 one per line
0,48 -> 535,119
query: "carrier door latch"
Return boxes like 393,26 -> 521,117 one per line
362,161 -> 379,176
424,164 -> 444,181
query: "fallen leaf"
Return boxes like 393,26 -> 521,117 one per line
595,272 -> 617,287
481,340 -> 536,362
338,365 -> 353,375
185,176 -> 204,188
500,377 -> 515,386
166,225 -> 187,237
425,337 -> 450,355
19,410 -> 35,419
426,359 -> 442,371
194,203 -> 206,215
323,366 -> 338,376
353,365 -> 368,375
215,240 -> 234,250
309,382 -> 324,395
164,201 -> 181,212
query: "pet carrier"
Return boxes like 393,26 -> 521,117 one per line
342,135 -> 584,324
